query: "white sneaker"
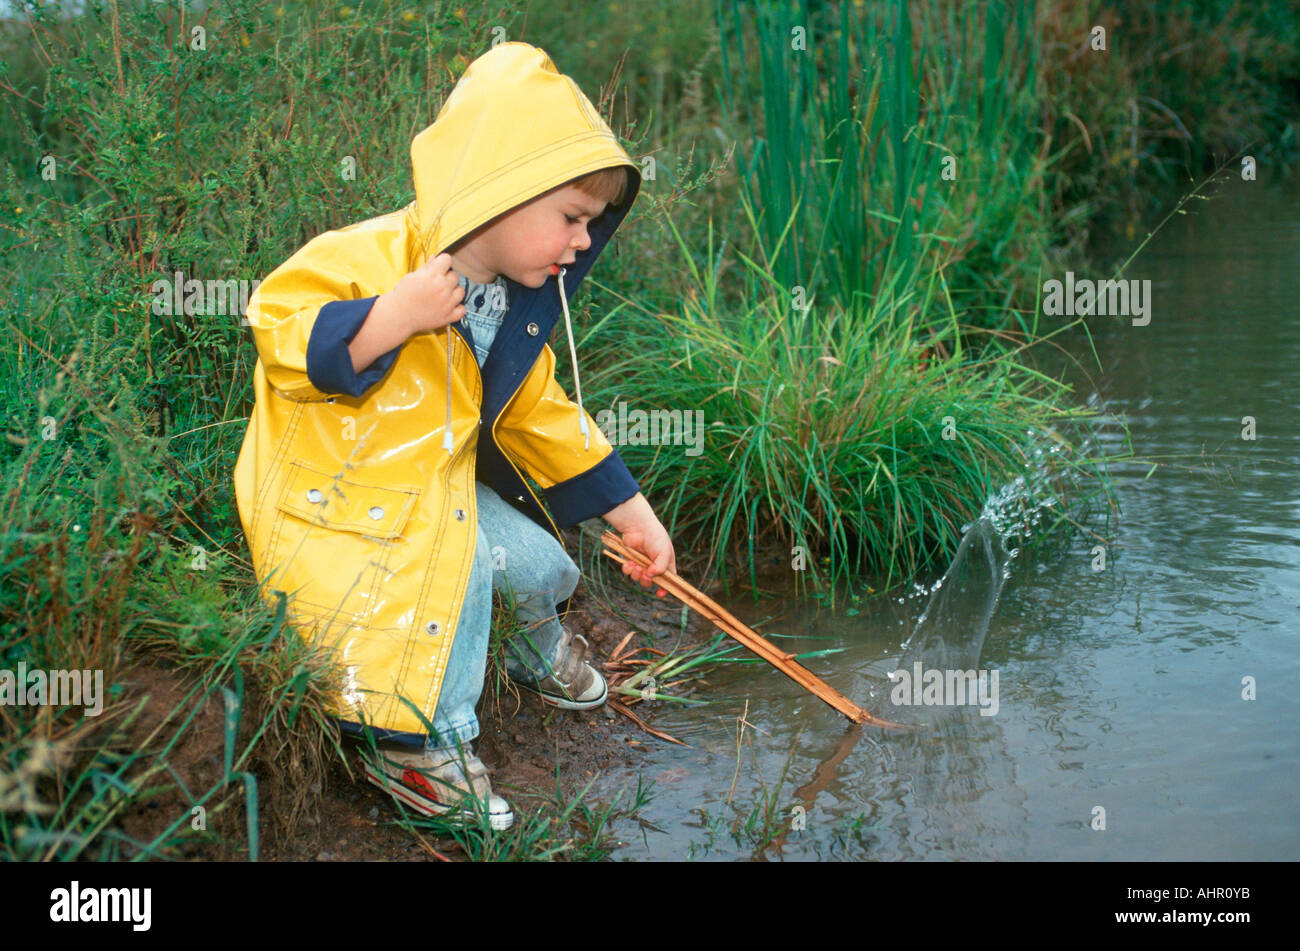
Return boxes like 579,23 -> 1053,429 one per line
514,633 -> 608,711
361,746 -> 514,830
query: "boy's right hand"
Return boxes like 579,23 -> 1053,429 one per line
348,253 -> 466,377
390,252 -> 466,336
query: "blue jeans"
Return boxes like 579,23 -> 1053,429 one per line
426,480 -> 581,752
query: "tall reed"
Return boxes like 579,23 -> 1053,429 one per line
580,0 -> 1104,595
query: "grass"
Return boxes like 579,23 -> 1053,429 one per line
584,207 -> 1110,598
1033,0 -> 1300,239
566,0 -> 1128,601
0,290 -> 341,859
679,706 -> 805,857
392,771 -> 655,862
350,695 -> 655,862
0,0 -> 679,862
714,0 -> 1054,334
482,584 -> 529,719
605,628 -> 737,705
0,613 -> 339,861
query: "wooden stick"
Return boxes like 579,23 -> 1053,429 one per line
601,532 -> 919,731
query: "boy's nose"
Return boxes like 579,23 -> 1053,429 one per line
572,227 -> 591,251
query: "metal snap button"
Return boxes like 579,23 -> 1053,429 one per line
368,506 -> 385,520
454,508 -> 466,520
526,322 -> 539,336
426,621 -> 440,636
306,489 -> 323,503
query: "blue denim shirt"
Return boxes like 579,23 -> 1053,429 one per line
456,273 -> 508,367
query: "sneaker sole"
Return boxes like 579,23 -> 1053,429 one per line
519,675 -> 609,711
362,761 -> 514,831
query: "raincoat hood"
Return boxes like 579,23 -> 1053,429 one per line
405,42 -> 640,456
408,43 -> 640,261
233,43 -> 643,741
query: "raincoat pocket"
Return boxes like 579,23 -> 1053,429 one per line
263,460 -> 421,621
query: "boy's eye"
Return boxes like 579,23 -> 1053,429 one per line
565,215 -> 582,225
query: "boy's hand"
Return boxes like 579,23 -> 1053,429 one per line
349,253 -> 465,374
391,252 -> 466,335
603,493 -> 676,595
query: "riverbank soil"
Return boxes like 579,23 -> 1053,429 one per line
88,524 -> 837,860
260,551 -> 722,861
99,528 -> 795,860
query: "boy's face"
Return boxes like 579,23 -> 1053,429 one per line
455,184 -> 608,288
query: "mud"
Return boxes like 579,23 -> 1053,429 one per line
93,528 -> 796,861
108,664 -> 245,860
263,567 -> 718,861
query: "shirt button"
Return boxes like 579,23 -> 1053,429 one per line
306,489 -> 323,503
426,621 -> 440,636
454,508 -> 466,521
526,322 -> 539,336
368,506 -> 385,520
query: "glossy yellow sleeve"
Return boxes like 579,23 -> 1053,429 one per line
245,219 -> 407,400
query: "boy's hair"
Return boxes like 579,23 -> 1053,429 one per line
567,166 -> 629,208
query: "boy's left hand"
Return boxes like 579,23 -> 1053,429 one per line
602,492 -> 676,594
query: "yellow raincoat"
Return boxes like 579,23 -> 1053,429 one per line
233,43 -> 642,740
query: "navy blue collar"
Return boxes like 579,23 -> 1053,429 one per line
452,178 -> 638,425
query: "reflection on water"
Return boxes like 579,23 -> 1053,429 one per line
598,175 -> 1300,861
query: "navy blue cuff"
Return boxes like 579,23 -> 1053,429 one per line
336,719 -> 428,749
543,450 -> 641,529
306,297 -> 401,397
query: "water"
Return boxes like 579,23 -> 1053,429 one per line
595,173 -> 1300,860
867,465 -> 1064,729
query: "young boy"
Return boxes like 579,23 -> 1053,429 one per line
233,43 -> 675,830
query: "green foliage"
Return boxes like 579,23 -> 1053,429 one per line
714,0 -> 1053,333
518,0 -> 721,150
0,605 -> 338,861
351,714 -> 656,862
389,771 -> 655,862
582,208 -> 1107,595
0,0 -> 483,859
1036,0 -> 1300,239
1,0 -> 1295,860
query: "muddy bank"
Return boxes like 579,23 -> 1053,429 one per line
263,555 -> 724,861
95,529 -> 792,861
265,527 -> 781,861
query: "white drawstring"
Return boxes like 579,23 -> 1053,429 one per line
443,325 -> 455,453
444,269 -> 588,455
555,267 -> 590,451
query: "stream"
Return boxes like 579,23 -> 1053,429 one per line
595,172 -> 1300,861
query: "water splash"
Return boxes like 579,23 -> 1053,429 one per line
865,434 -> 1066,728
